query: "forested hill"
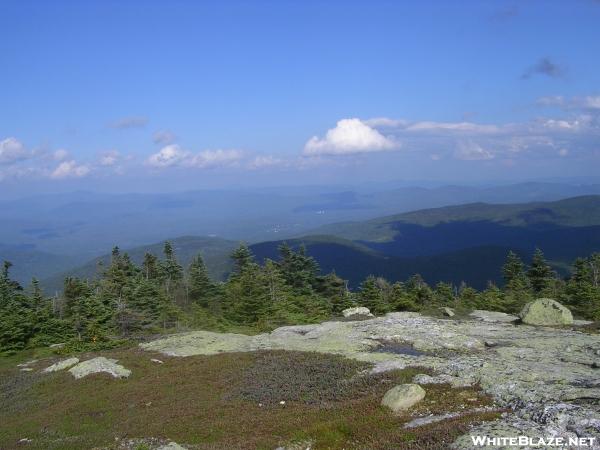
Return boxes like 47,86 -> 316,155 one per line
41,196 -> 600,291
42,236 -> 239,294
278,196 -> 600,287
310,195 -> 600,241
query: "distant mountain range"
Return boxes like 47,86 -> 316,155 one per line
38,194 -> 600,292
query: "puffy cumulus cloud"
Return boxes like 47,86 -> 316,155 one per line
99,150 -> 121,166
0,137 -> 29,165
147,145 -> 244,169
110,116 -> 148,129
146,145 -> 188,168
303,118 -> 398,156
50,160 -> 91,179
53,149 -> 70,161
455,141 -> 495,161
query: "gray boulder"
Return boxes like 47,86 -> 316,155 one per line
381,384 -> 426,412
519,298 -> 573,326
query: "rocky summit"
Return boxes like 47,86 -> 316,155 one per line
142,311 -> 600,448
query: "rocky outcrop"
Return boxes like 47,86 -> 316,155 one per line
342,306 -> 373,318
43,357 -> 79,373
381,384 -> 426,412
520,298 -> 574,326
469,310 -> 519,323
141,311 -> 600,446
69,357 -> 131,379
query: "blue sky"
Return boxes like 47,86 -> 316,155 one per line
1,0 -> 600,194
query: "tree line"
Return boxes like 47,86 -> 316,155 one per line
1,243 -> 599,354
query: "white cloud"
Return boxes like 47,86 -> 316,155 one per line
0,137 -> 28,165
558,148 -> 569,157
303,118 -> 398,156
581,96 -> 600,110
186,149 -> 244,169
50,160 -> 91,179
537,95 -> 600,111
99,150 -> 121,166
405,121 -> 500,134
247,155 -> 286,170
455,141 -> 494,160
147,145 -> 244,169
364,117 -> 409,128
147,145 -> 188,168
540,118 -> 585,131
53,149 -> 69,161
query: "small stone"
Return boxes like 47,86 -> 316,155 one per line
381,384 -> 426,413
150,358 -> 164,364
484,340 -> 498,348
20,368 -> 33,372
441,307 -> 455,317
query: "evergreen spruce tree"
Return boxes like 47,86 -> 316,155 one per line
315,272 -> 353,314
358,275 -> 389,314
161,241 -> 183,298
502,251 -> 528,287
563,254 -> 600,319
0,262 -> 33,353
433,282 -> 456,307
390,282 -> 417,311
230,243 -> 255,275
405,274 -> 434,309
276,243 -> 319,294
527,248 -> 555,294
457,282 -> 481,309
142,252 -> 160,280
500,251 -> 533,313
479,283 -> 508,312
188,254 -> 216,307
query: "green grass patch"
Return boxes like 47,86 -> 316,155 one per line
0,349 -> 499,449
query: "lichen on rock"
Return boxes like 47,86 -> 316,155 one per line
519,298 -> 574,326
43,357 -> 79,373
69,357 -> 131,379
381,383 -> 426,412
